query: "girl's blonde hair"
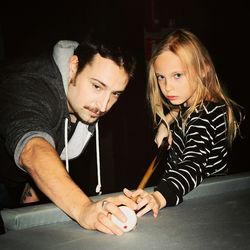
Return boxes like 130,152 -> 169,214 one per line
147,28 -> 244,147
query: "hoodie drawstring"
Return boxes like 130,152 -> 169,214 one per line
64,118 -> 102,195
64,118 -> 69,172
95,122 -> 102,195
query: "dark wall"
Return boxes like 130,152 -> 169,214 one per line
0,0 -> 248,196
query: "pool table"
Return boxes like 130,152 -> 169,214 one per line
1,171 -> 250,250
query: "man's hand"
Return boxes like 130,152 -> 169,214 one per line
77,195 -> 138,235
20,137 -> 139,236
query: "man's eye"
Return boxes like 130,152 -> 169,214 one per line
93,83 -> 101,90
113,92 -> 121,98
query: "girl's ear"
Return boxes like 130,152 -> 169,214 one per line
201,62 -> 211,79
200,67 -> 207,82
69,55 -> 79,79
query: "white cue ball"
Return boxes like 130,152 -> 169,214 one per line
111,206 -> 137,232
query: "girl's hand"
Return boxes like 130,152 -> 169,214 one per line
123,188 -> 166,218
155,122 -> 172,148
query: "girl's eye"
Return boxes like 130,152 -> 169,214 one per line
174,73 -> 183,79
156,75 -> 165,81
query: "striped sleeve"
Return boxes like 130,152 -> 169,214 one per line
155,104 -> 228,206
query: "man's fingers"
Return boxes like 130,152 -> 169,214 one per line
108,194 -> 138,210
96,213 -> 123,236
101,201 -> 127,222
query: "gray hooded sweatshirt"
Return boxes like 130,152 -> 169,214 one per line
0,40 -> 102,194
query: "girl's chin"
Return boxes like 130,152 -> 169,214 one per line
169,101 -> 181,105
169,99 -> 187,106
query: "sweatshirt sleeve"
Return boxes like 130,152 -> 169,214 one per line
14,131 -> 55,170
0,70 -> 61,170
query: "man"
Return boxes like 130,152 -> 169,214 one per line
0,34 -> 137,235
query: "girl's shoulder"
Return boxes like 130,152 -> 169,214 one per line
202,102 -> 227,113
196,102 -> 227,114
191,102 -> 227,121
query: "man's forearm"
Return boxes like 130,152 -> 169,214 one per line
20,137 -> 92,222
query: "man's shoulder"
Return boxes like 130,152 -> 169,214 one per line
0,54 -> 65,103
1,53 -> 57,77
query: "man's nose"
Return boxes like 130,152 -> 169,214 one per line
98,94 -> 110,112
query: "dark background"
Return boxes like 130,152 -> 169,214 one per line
0,0 -> 248,196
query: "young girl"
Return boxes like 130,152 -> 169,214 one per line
124,28 -> 244,217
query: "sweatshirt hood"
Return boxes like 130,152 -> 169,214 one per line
52,40 -> 102,195
52,40 -> 79,95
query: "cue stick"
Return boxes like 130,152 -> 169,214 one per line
136,137 -> 169,190
136,156 -> 157,190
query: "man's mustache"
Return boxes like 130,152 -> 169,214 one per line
85,106 -> 105,116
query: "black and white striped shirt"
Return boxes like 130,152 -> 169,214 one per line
155,102 -> 228,206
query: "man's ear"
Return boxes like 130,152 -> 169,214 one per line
69,55 -> 79,80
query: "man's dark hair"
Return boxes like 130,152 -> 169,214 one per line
74,32 -> 136,78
